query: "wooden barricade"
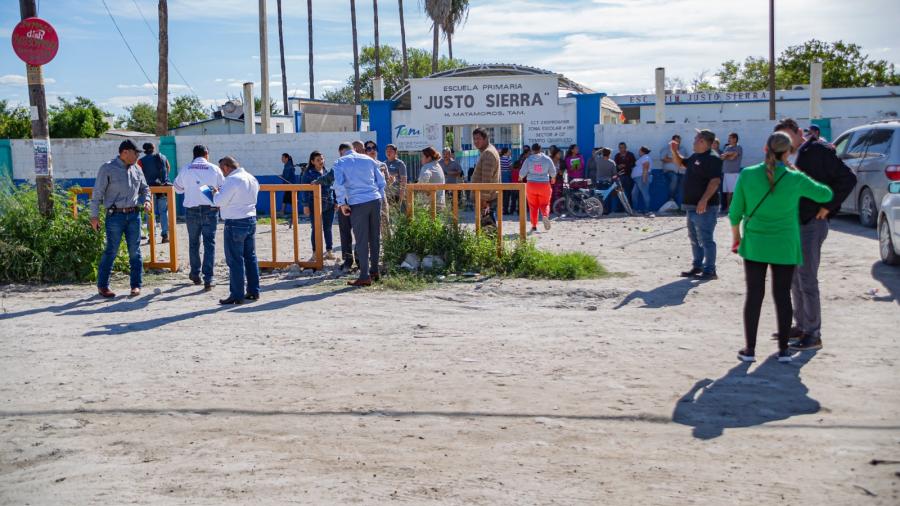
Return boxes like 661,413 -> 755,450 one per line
404,183 -> 528,253
258,184 -> 324,271
70,186 -> 178,272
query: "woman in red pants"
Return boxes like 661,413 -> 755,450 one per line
518,143 -> 558,232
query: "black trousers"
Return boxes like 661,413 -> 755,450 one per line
338,208 -> 355,266
744,259 -> 796,352
349,198 -> 381,279
503,189 -> 519,214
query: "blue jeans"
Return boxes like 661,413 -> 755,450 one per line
686,206 -> 719,274
154,195 -> 169,236
97,211 -> 143,289
631,177 -> 651,212
665,172 -> 684,204
224,217 -> 260,300
186,206 -> 219,284
310,205 -> 335,252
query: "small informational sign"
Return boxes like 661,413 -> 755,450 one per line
33,138 -> 51,177
11,17 -> 59,66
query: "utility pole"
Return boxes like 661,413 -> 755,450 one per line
276,0 -> 289,115
156,0 -> 168,136
19,0 -> 53,217
258,0 -> 271,133
768,0 -> 776,120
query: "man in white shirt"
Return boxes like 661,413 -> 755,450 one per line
174,145 -> 225,290
660,134 -> 688,210
212,156 -> 260,305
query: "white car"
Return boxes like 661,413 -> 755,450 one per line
879,181 -> 900,265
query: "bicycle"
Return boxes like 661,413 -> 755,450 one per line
552,172 -> 634,218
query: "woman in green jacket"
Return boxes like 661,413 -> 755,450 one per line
729,132 -> 833,364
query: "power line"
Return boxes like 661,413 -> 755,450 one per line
130,0 -> 198,97
101,0 -> 157,92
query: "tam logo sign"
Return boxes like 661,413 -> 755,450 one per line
395,124 -> 422,137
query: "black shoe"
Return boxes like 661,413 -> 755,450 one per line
737,348 -> 756,363
161,235 -> 169,244
680,267 -> 702,278
789,336 -> 822,351
204,283 -> 213,292
772,327 -> 804,340
777,349 -> 794,363
696,272 -> 718,281
219,297 -> 243,305
244,293 -> 259,301
189,274 -> 201,285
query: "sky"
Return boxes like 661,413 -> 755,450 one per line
1,0 -> 899,117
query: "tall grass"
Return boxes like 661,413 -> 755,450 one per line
0,186 -> 127,283
383,209 -> 606,280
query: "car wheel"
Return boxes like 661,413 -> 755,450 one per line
879,216 -> 900,265
859,188 -> 878,228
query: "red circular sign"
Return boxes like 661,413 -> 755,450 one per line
11,17 -> 59,66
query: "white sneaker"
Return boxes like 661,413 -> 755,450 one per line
737,349 -> 756,362
777,350 -> 793,363
542,215 -> 551,231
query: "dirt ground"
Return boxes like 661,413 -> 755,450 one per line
1,212 -> 899,505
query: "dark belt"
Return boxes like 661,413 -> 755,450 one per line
107,207 -> 138,214
188,205 -> 219,210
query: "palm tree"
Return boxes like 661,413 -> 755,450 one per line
424,0 -> 451,73
442,0 -> 469,61
350,0 -> 360,104
398,0 -> 408,80
155,0 -> 168,135
307,0 -> 314,99
276,0 -> 289,112
373,0 -> 380,79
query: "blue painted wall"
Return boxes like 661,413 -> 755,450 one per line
575,93 -> 605,156
364,100 -> 396,160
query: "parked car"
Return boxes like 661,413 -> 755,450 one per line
834,120 -> 900,227
878,181 -> 900,265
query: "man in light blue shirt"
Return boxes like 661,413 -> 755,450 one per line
333,142 -> 386,286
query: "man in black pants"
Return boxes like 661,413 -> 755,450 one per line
332,142 -> 387,286
773,119 -> 856,351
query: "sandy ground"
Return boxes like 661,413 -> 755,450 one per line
1,212 -> 899,505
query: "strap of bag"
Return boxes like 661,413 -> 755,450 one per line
745,170 -> 787,224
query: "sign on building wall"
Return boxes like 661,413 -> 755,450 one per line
398,75 -> 576,150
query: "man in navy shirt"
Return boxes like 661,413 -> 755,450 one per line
138,142 -> 171,242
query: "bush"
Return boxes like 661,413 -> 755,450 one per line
0,186 -> 128,283
383,209 -> 606,280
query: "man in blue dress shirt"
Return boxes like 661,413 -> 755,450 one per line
332,142 -> 386,287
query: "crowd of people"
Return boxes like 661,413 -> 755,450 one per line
90,118 -> 855,365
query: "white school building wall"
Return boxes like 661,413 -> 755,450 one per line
11,132 -> 375,182
594,117 -> 880,169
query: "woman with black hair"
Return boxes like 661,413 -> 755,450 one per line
280,153 -> 296,223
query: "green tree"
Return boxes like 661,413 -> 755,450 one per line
0,100 -> 31,139
254,96 -> 281,115
115,102 -> 156,133
168,95 -> 208,129
322,44 -> 466,115
715,39 -> 899,92
48,97 -> 109,138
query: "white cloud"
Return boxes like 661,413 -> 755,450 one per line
101,95 -> 157,110
0,74 -> 57,86
116,83 -> 189,91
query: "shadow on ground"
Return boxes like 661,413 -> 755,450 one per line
672,351 -> 820,440
871,261 -> 900,305
613,278 -> 698,309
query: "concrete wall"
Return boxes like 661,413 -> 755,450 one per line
12,137 -> 158,182
594,116 -> 881,168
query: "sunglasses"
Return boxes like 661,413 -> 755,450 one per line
365,146 -> 376,152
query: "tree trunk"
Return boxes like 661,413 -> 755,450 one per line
399,0 -> 408,80
307,0 -> 314,99
277,0 -> 289,113
373,0 -> 380,78
431,23 -> 439,74
350,0 -> 360,103
447,31 -> 453,61
156,0 -> 168,135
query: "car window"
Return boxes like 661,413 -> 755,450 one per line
845,130 -> 869,159
833,133 -> 850,156
863,129 -> 893,157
